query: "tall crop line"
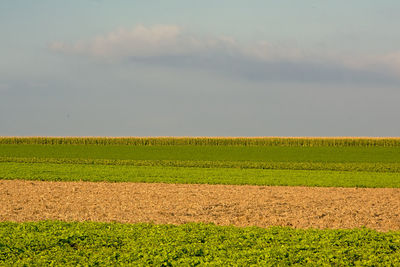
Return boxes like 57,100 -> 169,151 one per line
0,137 -> 399,147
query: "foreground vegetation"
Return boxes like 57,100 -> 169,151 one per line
1,221 -> 399,266
1,162 -> 399,187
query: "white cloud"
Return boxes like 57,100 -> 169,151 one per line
375,52 -> 400,74
50,24 -> 304,62
49,25 -> 400,84
331,51 -> 400,79
50,25 -> 238,59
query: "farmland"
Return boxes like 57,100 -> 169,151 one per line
0,138 -> 400,187
0,137 -> 399,265
1,221 -> 399,266
1,162 -> 400,187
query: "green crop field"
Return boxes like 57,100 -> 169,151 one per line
1,162 -> 400,187
1,144 -> 400,163
1,137 -> 399,265
1,221 -> 399,266
0,137 -> 399,187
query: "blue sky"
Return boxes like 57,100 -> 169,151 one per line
1,1 -> 400,136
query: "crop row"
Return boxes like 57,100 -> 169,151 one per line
2,144 -> 398,164
1,136 -> 400,146
2,162 -> 399,187
2,157 -> 399,173
1,221 -> 399,266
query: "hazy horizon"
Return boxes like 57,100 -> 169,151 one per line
1,1 -> 400,136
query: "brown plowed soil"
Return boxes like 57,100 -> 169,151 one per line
1,180 -> 399,231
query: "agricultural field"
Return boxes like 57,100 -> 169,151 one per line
1,137 -> 400,265
1,221 -> 399,266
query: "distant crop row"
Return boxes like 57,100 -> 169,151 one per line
1,221 -> 399,266
2,144 -> 398,164
1,136 -> 400,146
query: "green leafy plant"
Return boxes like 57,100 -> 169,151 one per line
1,221 -> 399,266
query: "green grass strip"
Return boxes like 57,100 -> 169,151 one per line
1,156 -> 400,173
1,162 -> 399,188
1,221 -> 399,266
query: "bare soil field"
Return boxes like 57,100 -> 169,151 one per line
1,180 -> 399,231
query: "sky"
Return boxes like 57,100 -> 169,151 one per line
1,0 -> 400,136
